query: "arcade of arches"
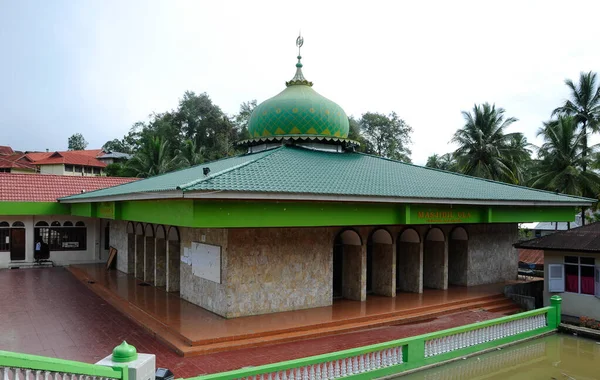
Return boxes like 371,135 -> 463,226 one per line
107,222 -> 517,318
117,221 -> 181,292
332,224 -> 508,302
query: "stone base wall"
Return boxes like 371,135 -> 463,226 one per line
227,228 -> 334,317
343,244 -> 364,301
372,243 -> 395,297
467,224 -> 518,286
155,238 -> 167,287
107,221 -> 521,318
135,235 -> 144,279
179,228 -> 227,314
109,220 -> 129,273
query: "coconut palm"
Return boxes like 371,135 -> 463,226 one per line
127,136 -> 179,178
530,116 -> 600,197
177,139 -> 205,168
451,103 -> 525,183
425,153 -> 457,172
552,71 -> 600,171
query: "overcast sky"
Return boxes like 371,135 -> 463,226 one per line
1,0 -> 599,164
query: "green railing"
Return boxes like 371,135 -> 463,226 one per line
185,296 -> 562,380
0,347 -> 127,380
0,296 -> 562,380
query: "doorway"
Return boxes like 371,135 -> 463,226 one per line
10,226 -> 26,261
332,229 -> 362,301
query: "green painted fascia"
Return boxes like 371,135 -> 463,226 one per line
490,206 -> 576,223
65,199 -> 578,228
0,202 -> 70,215
71,202 -> 94,217
193,200 -> 406,228
120,200 -> 194,226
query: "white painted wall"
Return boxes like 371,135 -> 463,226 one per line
544,250 -> 600,320
0,215 -> 103,268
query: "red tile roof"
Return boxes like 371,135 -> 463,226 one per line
32,151 -> 107,168
0,173 -> 138,202
0,154 -> 36,170
0,146 -> 14,155
518,249 -> 544,265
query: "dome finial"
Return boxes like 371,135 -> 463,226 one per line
286,33 -> 313,87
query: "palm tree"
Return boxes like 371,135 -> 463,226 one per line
127,136 -> 179,178
451,103 -> 525,183
552,71 -> 600,172
530,116 -> 600,197
177,139 -> 205,168
504,133 -> 533,185
425,153 -> 457,172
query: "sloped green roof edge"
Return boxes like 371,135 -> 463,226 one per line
60,146 -> 595,206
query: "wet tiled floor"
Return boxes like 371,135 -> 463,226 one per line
0,268 -> 505,377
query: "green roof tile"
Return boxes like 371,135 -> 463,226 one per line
61,146 -> 594,205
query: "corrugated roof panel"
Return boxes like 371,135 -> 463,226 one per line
62,146 -> 594,204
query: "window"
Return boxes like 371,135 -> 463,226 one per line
84,166 -> 93,174
564,256 -> 595,295
65,165 -> 74,172
34,221 -> 87,251
0,222 -> 9,251
93,167 -> 101,175
74,166 -> 82,173
0,168 -> 10,173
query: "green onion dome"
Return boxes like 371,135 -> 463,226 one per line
247,55 -> 350,139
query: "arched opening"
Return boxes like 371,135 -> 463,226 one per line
397,228 -> 422,293
333,229 -> 362,301
448,227 -> 469,286
135,223 -> 145,280
63,221 -> 73,227
126,222 -> 135,274
154,225 -> 167,288
423,228 -> 447,290
166,226 -> 181,293
144,224 -> 155,284
367,229 -> 394,297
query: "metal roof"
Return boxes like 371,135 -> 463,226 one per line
60,145 -> 596,206
516,223 -> 600,252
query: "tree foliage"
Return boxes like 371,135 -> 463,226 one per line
359,112 -> 412,162
68,133 -> 88,151
426,153 -> 458,172
530,116 -> 600,196
552,71 -> 600,172
451,103 -> 529,184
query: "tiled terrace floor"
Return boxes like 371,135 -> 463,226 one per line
0,267 -> 506,378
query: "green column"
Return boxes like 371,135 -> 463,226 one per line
549,295 -> 562,328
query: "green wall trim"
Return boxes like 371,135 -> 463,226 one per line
193,200 -> 405,228
71,202 -> 94,217
0,350 -> 125,379
120,200 -> 194,226
0,202 -> 70,216
63,199 -> 579,228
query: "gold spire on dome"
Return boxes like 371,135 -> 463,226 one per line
286,33 -> 313,87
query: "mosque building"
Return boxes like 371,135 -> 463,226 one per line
45,41 -> 595,318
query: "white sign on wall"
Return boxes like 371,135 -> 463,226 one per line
189,242 -> 221,284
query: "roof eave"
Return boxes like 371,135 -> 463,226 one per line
58,189 -> 596,207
